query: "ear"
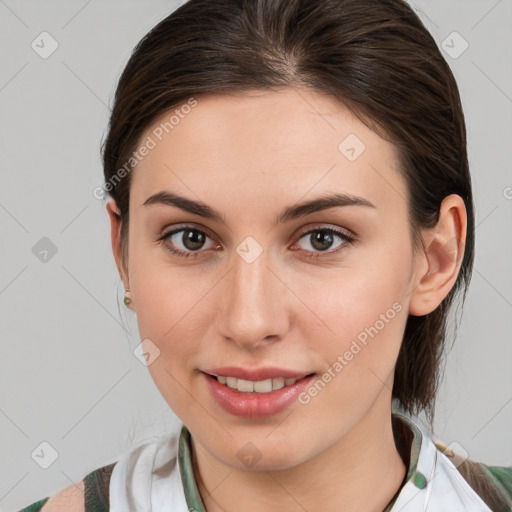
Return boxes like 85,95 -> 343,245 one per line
409,194 -> 467,317
106,199 -> 130,298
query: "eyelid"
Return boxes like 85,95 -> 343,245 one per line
290,224 -> 356,258
160,222 -> 217,240
293,222 -> 356,241
158,222 -> 356,258
160,222 -> 355,241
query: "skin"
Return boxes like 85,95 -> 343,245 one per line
107,86 -> 466,512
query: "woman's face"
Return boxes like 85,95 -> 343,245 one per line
120,87 -> 425,470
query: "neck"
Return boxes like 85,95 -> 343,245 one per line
192,397 -> 408,512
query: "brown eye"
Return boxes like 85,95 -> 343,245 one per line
160,227 -> 218,258
292,227 -> 355,259
180,229 -> 207,251
306,230 -> 337,251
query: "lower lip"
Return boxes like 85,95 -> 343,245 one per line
203,373 -> 316,419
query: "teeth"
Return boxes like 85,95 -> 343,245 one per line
237,379 -> 254,392
216,375 -> 298,393
253,379 -> 272,393
226,376 -> 238,389
272,377 -> 285,390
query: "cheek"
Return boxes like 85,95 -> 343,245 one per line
134,276 -> 204,422
129,239 -> 201,339
297,248 -> 410,392
129,269 -> 202,401
305,248 -> 408,335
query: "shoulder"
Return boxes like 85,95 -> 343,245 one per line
483,464 -> 512,490
15,481 -> 84,512
40,480 -> 85,511
479,464 -> 512,507
435,441 -> 512,510
17,431 -> 182,512
16,462 -> 117,512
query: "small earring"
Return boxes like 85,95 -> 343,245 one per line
124,290 -> 132,306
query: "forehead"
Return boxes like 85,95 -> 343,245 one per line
130,87 -> 407,215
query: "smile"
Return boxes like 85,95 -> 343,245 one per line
202,370 -> 316,418
215,376 -> 299,393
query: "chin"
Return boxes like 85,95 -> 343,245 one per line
218,432 -> 314,472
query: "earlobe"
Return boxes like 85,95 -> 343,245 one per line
408,194 -> 467,317
106,199 -> 130,292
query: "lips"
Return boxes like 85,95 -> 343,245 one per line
201,367 -> 316,418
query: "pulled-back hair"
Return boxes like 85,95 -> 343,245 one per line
101,0 -> 475,429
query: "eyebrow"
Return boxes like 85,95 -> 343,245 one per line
142,190 -> 376,224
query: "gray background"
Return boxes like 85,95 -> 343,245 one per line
1,1 -> 511,509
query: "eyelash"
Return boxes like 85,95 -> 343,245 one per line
158,224 -> 356,260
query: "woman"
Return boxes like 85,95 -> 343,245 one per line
18,0 -> 512,510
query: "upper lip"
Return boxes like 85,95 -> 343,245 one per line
202,366 -> 313,381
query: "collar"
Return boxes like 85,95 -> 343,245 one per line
177,412 -> 492,512
109,412 -> 492,511
385,412 -> 492,511
176,412 -> 423,512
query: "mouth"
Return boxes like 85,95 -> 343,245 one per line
201,368 -> 317,418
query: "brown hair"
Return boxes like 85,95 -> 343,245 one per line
101,0 -> 474,429
445,456 -> 512,510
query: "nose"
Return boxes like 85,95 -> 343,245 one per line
215,248 -> 291,350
